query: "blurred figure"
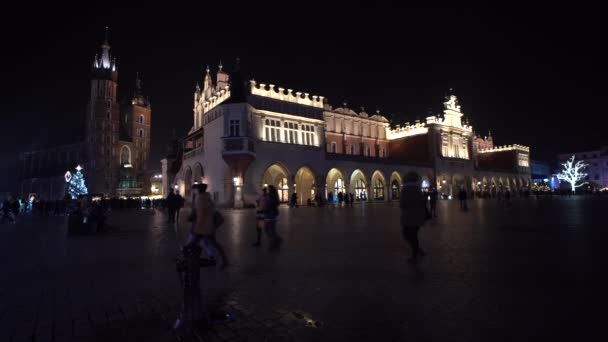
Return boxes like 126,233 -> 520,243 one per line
429,187 -> 438,218
458,186 -> 468,211
253,187 -> 268,246
400,172 -> 428,264
188,183 -> 228,269
265,185 -> 282,251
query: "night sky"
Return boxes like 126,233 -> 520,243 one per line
1,4 -> 606,191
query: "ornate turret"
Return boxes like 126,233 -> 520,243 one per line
131,72 -> 150,107
216,60 -> 230,90
226,57 -> 247,104
91,27 -> 118,82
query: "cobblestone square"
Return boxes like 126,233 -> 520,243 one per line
0,197 -> 605,341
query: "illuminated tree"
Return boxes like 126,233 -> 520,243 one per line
67,165 -> 88,199
556,155 -> 587,193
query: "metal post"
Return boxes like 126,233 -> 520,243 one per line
174,243 -> 204,334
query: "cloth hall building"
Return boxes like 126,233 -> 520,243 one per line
163,62 -> 532,207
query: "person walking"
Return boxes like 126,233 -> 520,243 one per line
265,185 -> 282,251
166,191 -> 176,223
290,192 -> 298,208
188,183 -> 229,269
176,191 -> 185,223
429,187 -> 438,218
253,187 -> 268,246
400,172 -> 428,264
1,198 -> 12,223
458,186 -> 468,211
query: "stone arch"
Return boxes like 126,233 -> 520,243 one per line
504,177 -> 511,191
521,177 -> 529,189
390,171 -> 402,200
438,173 -> 451,196
326,168 -> 346,202
452,173 -> 465,196
497,177 -> 505,193
350,169 -> 368,200
371,170 -> 387,200
512,177 -> 519,192
261,163 -> 291,203
490,176 -> 498,197
120,145 -> 131,165
295,166 -> 316,205
193,163 -> 204,184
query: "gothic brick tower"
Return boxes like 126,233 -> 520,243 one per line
123,73 -> 151,183
85,27 -> 120,194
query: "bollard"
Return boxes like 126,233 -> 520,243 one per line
174,243 -> 204,334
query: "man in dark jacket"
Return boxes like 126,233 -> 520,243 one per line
400,172 -> 428,264
166,191 -> 177,223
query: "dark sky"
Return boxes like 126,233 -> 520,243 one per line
1,4 -> 606,190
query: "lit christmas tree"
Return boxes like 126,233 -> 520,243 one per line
556,155 -> 587,193
67,165 -> 88,199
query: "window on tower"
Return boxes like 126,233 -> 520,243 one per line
139,115 -> 144,124
229,119 -> 240,137
139,129 -> 144,138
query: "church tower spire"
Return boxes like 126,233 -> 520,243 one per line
92,26 -> 118,82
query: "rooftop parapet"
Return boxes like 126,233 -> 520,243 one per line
202,85 -> 231,114
477,144 -> 530,154
250,80 -> 324,109
388,121 -> 429,139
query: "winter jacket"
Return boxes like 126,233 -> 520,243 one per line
399,184 -> 427,227
193,192 -> 215,235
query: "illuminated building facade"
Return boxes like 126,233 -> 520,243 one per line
166,62 -> 532,207
18,31 -> 152,199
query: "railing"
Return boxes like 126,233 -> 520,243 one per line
183,147 -> 203,160
222,137 -> 255,154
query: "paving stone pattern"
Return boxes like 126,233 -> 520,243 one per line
0,197 -> 606,341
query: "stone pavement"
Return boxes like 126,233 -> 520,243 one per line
0,197 -> 606,341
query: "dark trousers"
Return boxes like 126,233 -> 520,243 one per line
402,225 -> 420,257
430,203 -> 437,217
167,208 -> 176,222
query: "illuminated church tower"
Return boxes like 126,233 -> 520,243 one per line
85,27 -> 120,194
83,28 -> 152,196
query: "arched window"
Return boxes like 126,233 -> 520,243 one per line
391,180 -> 400,199
334,178 -> 345,195
139,129 -> 144,138
350,144 -> 355,155
365,145 -> 371,157
139,115 -> 144,124
374,179 -> 384,199
120,146 -> 131,165
331,142 -> 337,153
354,179 -> 366,199
278,178 -> 289,202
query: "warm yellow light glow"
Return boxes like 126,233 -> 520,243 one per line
250,80 -> 324,108
477,144 -> 530,154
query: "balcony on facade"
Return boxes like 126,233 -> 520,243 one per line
222,136 -> 256,157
